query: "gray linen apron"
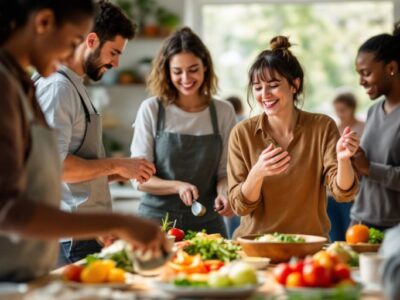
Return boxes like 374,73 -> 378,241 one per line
58,70 -> 112,213
139,100 -> 227,236
56,71 -> 111,259
0,63 -> 61,281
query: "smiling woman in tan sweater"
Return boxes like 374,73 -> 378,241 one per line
227,36 -> 360,239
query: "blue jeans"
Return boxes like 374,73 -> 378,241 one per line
58,240 -> 102,267
224,215 -> 240,239
327,196 -> 353,242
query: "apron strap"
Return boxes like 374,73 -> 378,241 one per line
57,69 -> 97,123
209,100 -> 220,135
0,62 -> 35,124
156,100 -> 166,132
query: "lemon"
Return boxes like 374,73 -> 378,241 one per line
80,261 -> 109,283
107,268 -> 126,283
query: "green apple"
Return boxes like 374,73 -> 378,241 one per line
208,271 -> 231,287
228,262 -> 257,286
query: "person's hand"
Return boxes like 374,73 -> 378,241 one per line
97,235 -> 119,248
114,158 -> 156,184
177,182 -> 199,206
119,216 -> 168,258
249,144 -> 291,179
108,174 -> 129,183
352,147 -> 370,176
336,127 -> 359,161
214,194 -> 234,217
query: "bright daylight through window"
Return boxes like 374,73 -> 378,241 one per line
202,1 -> 393,118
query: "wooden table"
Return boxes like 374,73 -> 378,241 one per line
19,267 -> 384,300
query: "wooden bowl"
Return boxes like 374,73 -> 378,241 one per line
238,234 -> 327,263
347,243 -> 381,253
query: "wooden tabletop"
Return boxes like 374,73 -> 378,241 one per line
20,266 -> 384,300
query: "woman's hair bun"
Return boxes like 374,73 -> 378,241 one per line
270,36 -> 291,51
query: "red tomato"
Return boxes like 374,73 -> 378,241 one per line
63,264 -> 84,282
333,263 -> 351,282
204,260 -> 225,272
328,253 -> 340,265
302,262 -> 332,287
313,251 -> 334,270
286,272 -> 304,287
273,263 -> 292,285
290,260 -> 304,273
168,228 -> 185,242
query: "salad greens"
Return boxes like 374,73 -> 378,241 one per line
368,227 -> 384,244
256,232 -> 306,243
183,237 -> 241,262
184,229 -> 207,240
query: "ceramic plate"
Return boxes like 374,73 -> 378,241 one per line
63,273 -> 135,289
151,277 -> 264,298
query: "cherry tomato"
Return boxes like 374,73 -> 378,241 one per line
313,251 -> 334,270
302,262 -> 332,287
290,260 -> 304,273
286,272 -> 304,287
333,263 -> 351,282
204,260 -> 225,272
62,264 -> 84,282
273,263 -> 292,285
168,228 -> 185,242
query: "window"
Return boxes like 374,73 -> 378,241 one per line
187,0 -> 396,117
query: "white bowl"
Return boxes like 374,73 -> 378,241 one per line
241,256 -> 270,270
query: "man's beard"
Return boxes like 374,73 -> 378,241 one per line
84,47 -> 112,81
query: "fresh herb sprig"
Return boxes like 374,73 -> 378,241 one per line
368,227 -> 384,244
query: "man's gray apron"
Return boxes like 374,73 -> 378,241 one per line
0,62 -> 61,281
139,100 -> 227,236
56,70 -> 111,259
58,70 -> 112,214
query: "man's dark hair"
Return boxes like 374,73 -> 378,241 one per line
93,0 -> 136,45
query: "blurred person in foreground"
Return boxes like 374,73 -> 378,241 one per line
0,0 -> 165,282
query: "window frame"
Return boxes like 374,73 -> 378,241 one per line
184,0 -> 400,35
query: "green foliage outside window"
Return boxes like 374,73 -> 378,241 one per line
203,2 -> 393,118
